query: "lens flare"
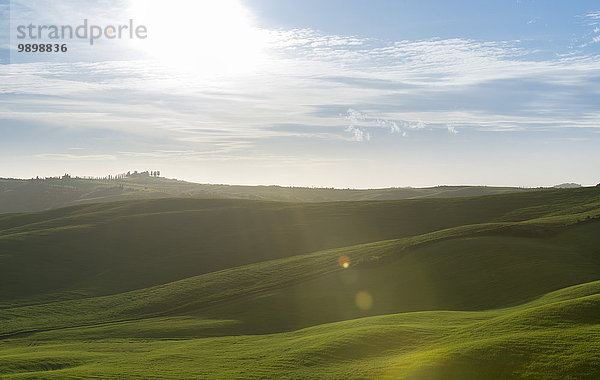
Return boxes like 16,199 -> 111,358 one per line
355,291 -> 373,310
338,255 -> 350,268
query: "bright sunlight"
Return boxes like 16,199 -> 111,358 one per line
129,0 -> 270,75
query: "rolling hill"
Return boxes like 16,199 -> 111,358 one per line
0,176 -> 536,214
1,186 -> 600,378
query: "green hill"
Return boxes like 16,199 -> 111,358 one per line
0,176 -> 534,214
2,281 -> 599,379
1,187 -> 598,303
1,186 -> 600,378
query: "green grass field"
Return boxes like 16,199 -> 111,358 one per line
1,186 -> 600,378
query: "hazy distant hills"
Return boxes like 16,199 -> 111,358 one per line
553,182 -> 583,189
0,176 -> 538,214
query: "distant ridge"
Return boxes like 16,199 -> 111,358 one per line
0,176 -> 539,214
553,182 -> 582,189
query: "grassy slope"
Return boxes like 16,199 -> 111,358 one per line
1,187 -> 599,304
1,281 -> 599,379
0,176 -> 534,213
2,214 -> 599,337
1,187 -> 600,378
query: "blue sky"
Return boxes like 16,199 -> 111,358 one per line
1,0 -> 599,187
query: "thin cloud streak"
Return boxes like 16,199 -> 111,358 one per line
34,153 -> 117,161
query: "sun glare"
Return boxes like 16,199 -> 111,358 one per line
338,255 -> 351,268
129,0 -> 269,76
355,291 -> 373,310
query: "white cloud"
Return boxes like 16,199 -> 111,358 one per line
586,12 -> 600,24
345,125 -> 370,142
447,125 -> 459,134
341,108 -> 426,140
343,109 -> 371,141
377,119 -> 400,133
585,11 -> 600,44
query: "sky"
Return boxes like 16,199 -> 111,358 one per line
0,0 -> 599,188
